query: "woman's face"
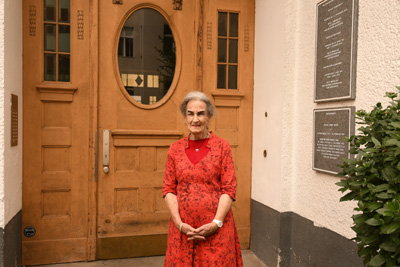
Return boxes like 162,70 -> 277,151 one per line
185,99 -> 210,138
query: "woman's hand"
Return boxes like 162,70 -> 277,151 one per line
187,222 -> 219,241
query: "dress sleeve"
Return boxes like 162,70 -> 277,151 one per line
220,141 -> 237,201
162,144 -> 177,197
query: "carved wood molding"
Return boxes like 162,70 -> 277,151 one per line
112,130 -> 182,139
207,22 -> 212,49
111,130 -> 183,147
244,25 -> 250,52
78,10 -> 84,40
173,0 -> 183,10
195,0 -> 204,91
29,6 -> 36,36
212,91 -> 245,107
36,82 -> 78,102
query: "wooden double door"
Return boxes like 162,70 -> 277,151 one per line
22,0 -> 254,265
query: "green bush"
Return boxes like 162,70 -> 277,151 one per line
336,86 -> 400,267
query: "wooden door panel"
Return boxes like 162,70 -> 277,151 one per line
22,0 -> 94,265
202,0 -> 255,249
97,0 -> 254,258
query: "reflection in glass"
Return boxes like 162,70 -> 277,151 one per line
59,55 -> 70,82
44,0 -> 56,22
59,25 -> 70,52
229,13 -> 238,37
119,27 -> 134,57
44,54 -> 56,81
117,8 -> 176,105
44,24 -> 56,51
218,39 -> 227,63
59,0 -> 70,22
218,12 -> 227,37
229,40 -> 238,63
217,65 -> 226,89
228,65 -> 237,89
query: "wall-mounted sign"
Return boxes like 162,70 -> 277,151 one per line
313,107 -> 355,174
314,0 -> 358,102
11,94 -> 18,147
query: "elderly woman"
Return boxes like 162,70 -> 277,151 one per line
162,91 -> 243,266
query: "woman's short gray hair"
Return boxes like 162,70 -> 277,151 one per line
180,91 -> 216,117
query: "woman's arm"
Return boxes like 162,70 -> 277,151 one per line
164,192 -> 183,230
165,192 -> 196,235
187,193 -> 233,240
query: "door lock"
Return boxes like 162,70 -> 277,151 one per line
103,166 -> 110,174
103,130 -> 110,174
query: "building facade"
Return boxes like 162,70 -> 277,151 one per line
0,0 -> 398,266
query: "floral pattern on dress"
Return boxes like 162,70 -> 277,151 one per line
162,133 -> 243,267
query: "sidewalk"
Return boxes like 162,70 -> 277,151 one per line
34,250 -> 268,267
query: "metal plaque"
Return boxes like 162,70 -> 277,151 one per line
314,0 -> 358,102
11,94 -> 18,146
24,226 -> 36,237
313,107 -> 355,174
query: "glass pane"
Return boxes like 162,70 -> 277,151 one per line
44,24 -> 56,52
59,55 -> 70,82
44,0 -> 56,22
124,27 -> 133,37
125,38 -> 133,57
218,39 -> 227,63
217,65 -> 226,89
118,38 -> 124,56
117,8 -> 177,105
59,25 -> 70,52
228,65 -> 237,89
229,39 -> 238,63
59,0 -> 70,23
229,13 -> 238,37
44,54 -> 56,81
218,12 -> 227,37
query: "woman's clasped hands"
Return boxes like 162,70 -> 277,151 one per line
179,222 -> 219,241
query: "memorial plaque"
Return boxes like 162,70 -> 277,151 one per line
11,94 -> 18,147
314,0 -> 358,102
313,107 -> 355,174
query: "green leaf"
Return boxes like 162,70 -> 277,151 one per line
353,214 -> 370,224
358,246 -> 372,258
372,184 -> 390,193
371,137 -> 381,147
366,202 -> 383,211
382,166 -> 397,181
384,138 -> 399,146
340,192 -> 357,202
390,122 -> 400,128
365,218 -> 383,226
380,241 -> 397,252
381,222 -> 400,234
335,180 -> 348,187
376,207 -> 393,217
387,199 -> 400,212
364,233 -> 380,244
376,192 -> 391,199
368,254 -> 385,266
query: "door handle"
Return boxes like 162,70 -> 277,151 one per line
103,130 -> 110,174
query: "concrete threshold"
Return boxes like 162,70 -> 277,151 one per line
32,250 -> 268,267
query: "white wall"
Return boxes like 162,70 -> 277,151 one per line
253,0 -> 400,239
0,0 -> 5,229
1,0 -> 22,228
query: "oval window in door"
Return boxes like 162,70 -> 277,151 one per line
117,7 -> 178,107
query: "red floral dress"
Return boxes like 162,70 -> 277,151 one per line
162,133 -> 243,267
